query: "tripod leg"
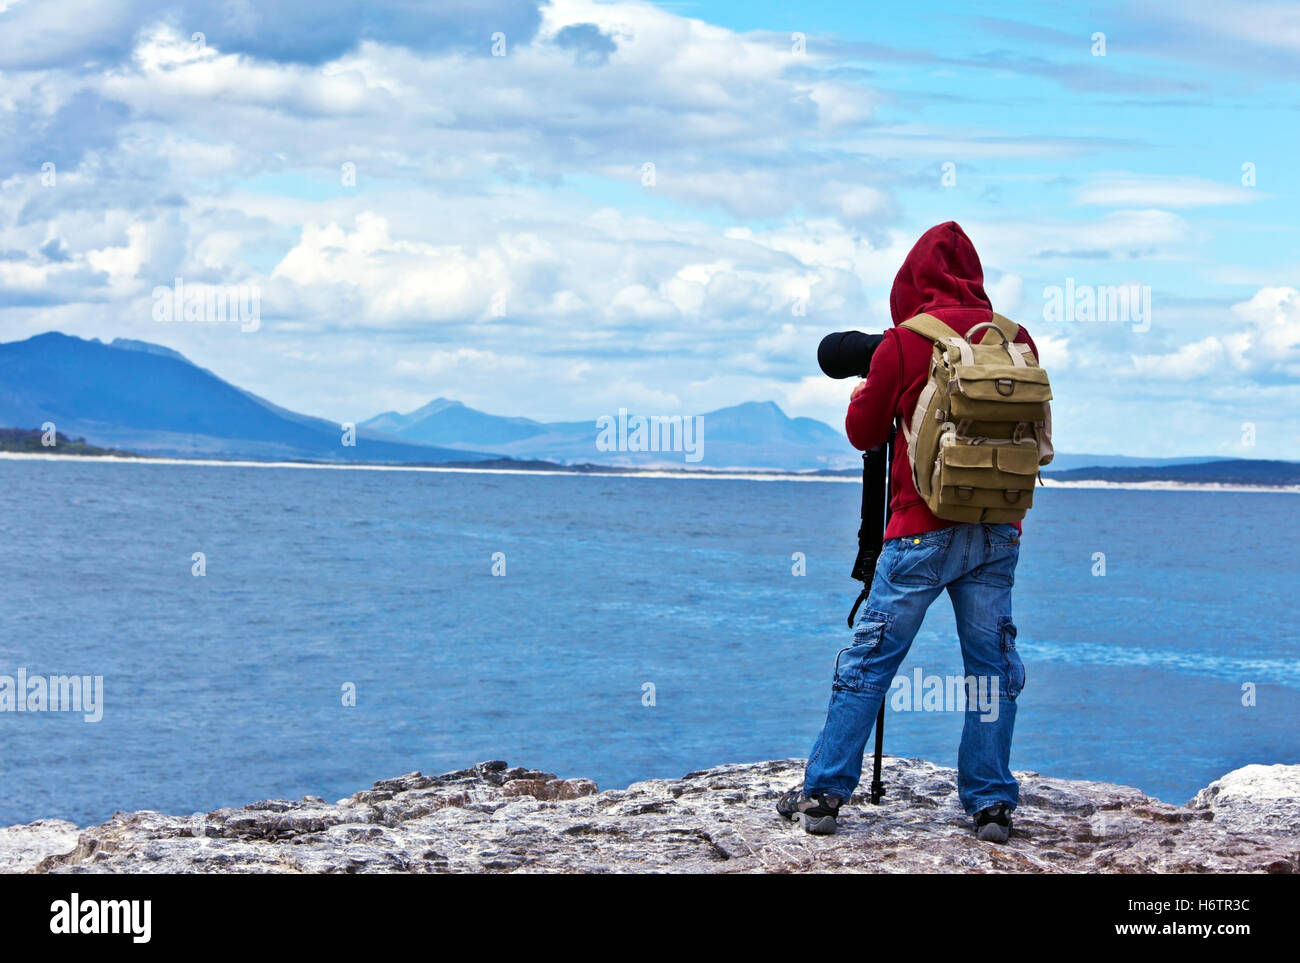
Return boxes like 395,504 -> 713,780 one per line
870,433 -> 893,805
870,701 -> 886,804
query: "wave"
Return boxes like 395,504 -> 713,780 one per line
1019,638 -> 1300,689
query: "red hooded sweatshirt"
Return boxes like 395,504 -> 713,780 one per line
846,221 -> 1039,540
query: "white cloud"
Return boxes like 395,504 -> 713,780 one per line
784,373 -> 855,413
1132,335 -> 1231,379
973,210 -> 1194,264
271,213 -> 513,323
1131,286 -> 1300,380
101,26 -> 390,118
1167,0 -> 1300,54
1229,286 -> 1300,372
1074,173 -> 1262,209
85,222 -> 151,288
1032,333 -> 1071,370
986,271 -> 1024,315
394,347 -> 529,376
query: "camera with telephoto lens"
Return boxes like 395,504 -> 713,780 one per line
817,327 -> 893,807
817,331 -> 885,380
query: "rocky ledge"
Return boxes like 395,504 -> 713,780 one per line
5,758 -> 1298,874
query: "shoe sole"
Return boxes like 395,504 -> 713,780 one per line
797,812 -> 838,835
976,823 -> 1010,843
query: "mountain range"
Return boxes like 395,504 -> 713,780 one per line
0,332 -> 861,470
0,331 -> 1290,478
0,332 -> 489,464
360,397 -> 857,470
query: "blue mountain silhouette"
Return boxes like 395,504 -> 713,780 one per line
361,398 -> 861,470
0,332 -> 492,464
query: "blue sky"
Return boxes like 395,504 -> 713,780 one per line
1,0 -> 1297,457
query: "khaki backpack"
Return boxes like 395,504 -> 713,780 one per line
898,313 -> 1054,523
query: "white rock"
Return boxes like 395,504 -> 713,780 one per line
1190,763 -> 1300,836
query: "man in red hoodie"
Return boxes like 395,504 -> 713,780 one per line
778,222 -> 1036,842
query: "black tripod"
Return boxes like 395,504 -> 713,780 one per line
845,430 -> 894,805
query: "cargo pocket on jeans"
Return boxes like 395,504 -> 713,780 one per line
833,610 -> 891,693
999,616 -> 1025,701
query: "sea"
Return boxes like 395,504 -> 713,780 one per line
1,456 -> 1296,826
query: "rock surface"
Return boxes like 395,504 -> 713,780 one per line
10,758 -> 1300,874
0,819 -> 81,874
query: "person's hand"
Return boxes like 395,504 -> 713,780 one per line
850,379 -> 868,402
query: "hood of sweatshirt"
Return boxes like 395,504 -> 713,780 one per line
888,221 -> 992,325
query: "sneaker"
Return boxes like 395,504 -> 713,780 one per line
973,803 -> 1012,843
776,786 -> 842,835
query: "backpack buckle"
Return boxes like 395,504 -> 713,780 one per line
1003,489 -> 1022,504
995,378 -> 1014,396
956,486 -> 974,501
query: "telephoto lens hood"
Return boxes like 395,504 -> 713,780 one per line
817,330 -> 884,380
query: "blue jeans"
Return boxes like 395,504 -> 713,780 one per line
803,522 -> 1026,815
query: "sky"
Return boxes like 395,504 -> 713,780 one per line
1,0 -> 1297,458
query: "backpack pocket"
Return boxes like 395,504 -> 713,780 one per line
950,364 -> 1052,420
933,443 -> 1038,519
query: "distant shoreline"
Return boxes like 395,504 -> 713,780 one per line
1037,477 -> 1300,494
0,450 -> 855,483
3,450 -> 1297,493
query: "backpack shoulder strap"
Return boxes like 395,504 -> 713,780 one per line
903,312 -> 1020,345
899,313 -> 959,343
990,313 -> 1040,365
988,313 -> 1020,343
902,313 -> 1027,365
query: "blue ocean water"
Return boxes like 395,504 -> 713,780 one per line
0,458 -> 1296,826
